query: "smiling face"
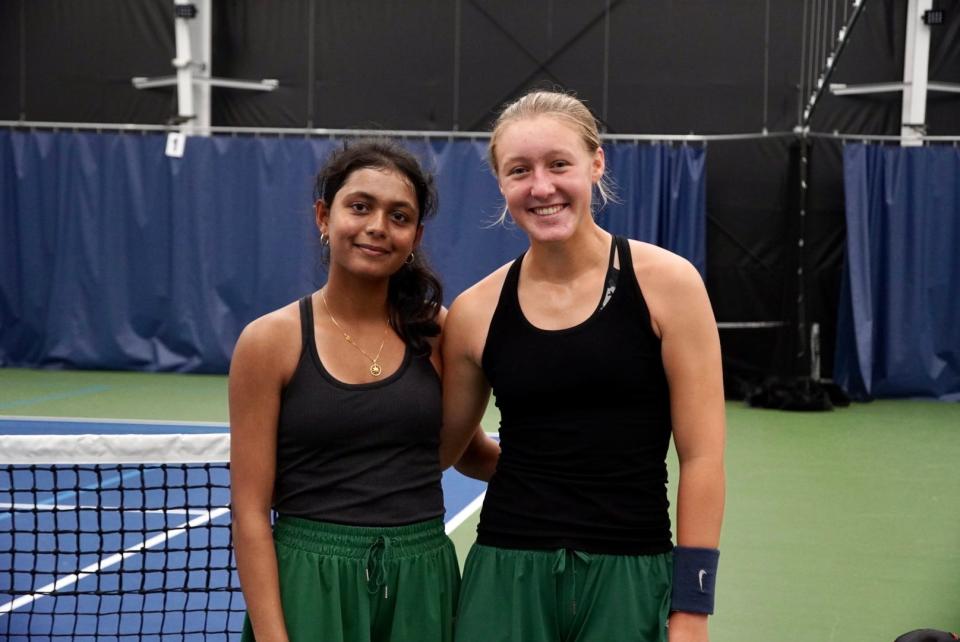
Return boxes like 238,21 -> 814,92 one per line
316,166 -> 423,281
494,115 -> 605,244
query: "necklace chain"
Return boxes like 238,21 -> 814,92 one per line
319,291 -> 389,377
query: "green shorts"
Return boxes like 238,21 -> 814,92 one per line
241,516 -> 460,642
454,544 -> 672,642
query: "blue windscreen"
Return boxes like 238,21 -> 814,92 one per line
0,130 -> 705,372
835,143 -> 960,400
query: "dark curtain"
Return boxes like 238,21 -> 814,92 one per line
0,130 -> 705,373
835,143 -> 960,400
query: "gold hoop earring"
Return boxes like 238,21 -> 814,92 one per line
405,253 -> 415,265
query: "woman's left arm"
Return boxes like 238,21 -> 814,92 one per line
431,304 -> 501,482
646,253 -> 726,642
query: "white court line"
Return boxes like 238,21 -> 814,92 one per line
0,414 -> 229,427
0,506 -> 231,614
0,503 -> 210,516
444,491 -> 486,535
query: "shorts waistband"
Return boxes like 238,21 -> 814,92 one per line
273,515 -> 448,559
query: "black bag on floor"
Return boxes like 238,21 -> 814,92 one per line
744,376 -> 851,411
894,630 -> 959,642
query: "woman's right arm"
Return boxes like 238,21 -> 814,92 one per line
229,316 -> 291,642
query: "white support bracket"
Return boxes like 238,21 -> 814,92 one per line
132,76 -> 280,92
830,81 -> 960,95
132,0 -> 278,136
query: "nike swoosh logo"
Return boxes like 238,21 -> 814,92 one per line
698,569 -> 707,592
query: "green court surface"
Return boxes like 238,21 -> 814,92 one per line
2,367 -> 958,641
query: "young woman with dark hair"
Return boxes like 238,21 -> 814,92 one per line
230,139 -> 497,642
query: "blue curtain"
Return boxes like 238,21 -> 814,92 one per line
0,130 -> 705,372
598,142 -> 706,275
835,143 -> 960,400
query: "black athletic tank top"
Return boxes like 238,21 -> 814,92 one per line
272,295 -> 444,526
478,235 -> 673,554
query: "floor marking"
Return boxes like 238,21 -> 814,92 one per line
445,491 -> 486,535
0,503 -> 211,516
0,469 -> 144,524
0,415 -> 228,427
0,506 -> 231,614
0,386 -> 112,410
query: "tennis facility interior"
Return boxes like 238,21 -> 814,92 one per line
1,1 -> 959,641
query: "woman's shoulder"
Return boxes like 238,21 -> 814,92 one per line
625,239 -> 702,291
624,240 -> 708,336
231,298 -> 304,377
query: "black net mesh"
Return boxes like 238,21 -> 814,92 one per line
0,462 -> 244,640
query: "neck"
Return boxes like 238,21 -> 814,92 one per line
321,269 -> 390,323
525,222 -> 611,282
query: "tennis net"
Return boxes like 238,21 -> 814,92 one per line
1,425 -> 244,641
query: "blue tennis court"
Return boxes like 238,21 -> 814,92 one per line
0,417 -> 488,641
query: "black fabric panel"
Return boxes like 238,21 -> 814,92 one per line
311,1 -> 455,129
458,2 -> 608,131
607,0 -> 804,134
211,0 -> 311,127
22,0 -> 173,123
804,138 -> 846,383
927,0 -> 960,133
705,137 -> 798,393
0,1 -> 22,119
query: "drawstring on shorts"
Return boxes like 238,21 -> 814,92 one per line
553,548 -> 592,615
363,535 -> 393,599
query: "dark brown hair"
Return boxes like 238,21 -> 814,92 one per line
313,139 -> 443,355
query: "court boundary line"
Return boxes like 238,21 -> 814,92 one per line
0,503 -> 211,515
444,491 -> 486,535
0,506 -> 231,615
0,414 -> 229,427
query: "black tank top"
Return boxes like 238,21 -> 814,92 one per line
272,295 -> 444,526
478,235 -> 673,554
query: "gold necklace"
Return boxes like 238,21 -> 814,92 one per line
319,291 -> 389,377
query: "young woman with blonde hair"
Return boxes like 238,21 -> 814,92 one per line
441,91 -> 725,642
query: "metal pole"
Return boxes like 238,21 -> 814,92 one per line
19,0 -> 26,120
603,0 -> 611,125
453,0 -> 462,130
798,0 -> 809,125
901,0 -> 933,145
763,0 -> 770,131
173,0 -> 196,134
194,0 -> 211,132
307,0 -> 316,128
796,134 -> 810,372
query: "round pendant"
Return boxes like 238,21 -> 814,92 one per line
370,363 -> 382,377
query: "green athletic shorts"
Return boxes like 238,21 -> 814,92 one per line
454,544 -> 672,642
241,516 -> 460,642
